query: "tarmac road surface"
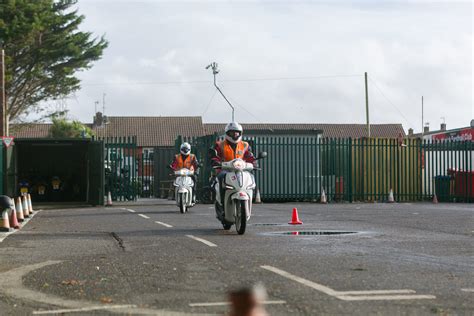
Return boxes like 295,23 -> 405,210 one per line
0,201 -> 472,315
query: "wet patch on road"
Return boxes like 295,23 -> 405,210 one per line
264,230 -> 360,236
250,223 -> 287,227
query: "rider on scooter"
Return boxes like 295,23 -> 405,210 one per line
170,142 -> 199,202
211,122 -> 256,205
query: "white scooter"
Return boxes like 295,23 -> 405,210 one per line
173,168 -> 195,213
213,151 -> 267,235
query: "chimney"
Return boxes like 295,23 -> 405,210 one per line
423,125 -> 429,134
408,128 -> 413,136
440,123 -> 446,131
93,112 -> 103,127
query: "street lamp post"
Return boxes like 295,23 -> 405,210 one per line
0,43 -> 6,136
206,62 -> 235,121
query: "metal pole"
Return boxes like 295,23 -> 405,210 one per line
421,96 -> 424,136
0,49 -> 6,136
207,62 -> 235,121
365,72 -> 370,138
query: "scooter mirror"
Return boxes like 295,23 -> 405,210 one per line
257,152 -> 267,159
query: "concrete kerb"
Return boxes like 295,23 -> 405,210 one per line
0,207 -> 41,242
32,199 -> 175,210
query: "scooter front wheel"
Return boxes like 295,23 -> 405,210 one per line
179,194 -> 187,214
235,200 -> 247,235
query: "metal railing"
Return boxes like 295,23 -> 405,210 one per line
177,134 -> 473,203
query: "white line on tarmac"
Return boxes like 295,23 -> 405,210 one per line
122,208 -> 136,213
33,305 -> 137,315
461,288 -> 474,293
189,300 -> 286,307
0,261 -> 187,315
337,289 -> 416,295
155,221 -> 173,228
339,294 -> 436,301
261,265 -> 339,296
261,265 -> 436,301
186,235 -> 217,247
138,214 -> 150,219
0,232 -> 14,243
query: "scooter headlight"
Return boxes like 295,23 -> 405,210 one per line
225,185 -> 234,190
233,160 -> 245,170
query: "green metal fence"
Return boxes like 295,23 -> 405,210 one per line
176,134 -> 474,203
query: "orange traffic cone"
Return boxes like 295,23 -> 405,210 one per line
254,188 -> 262,204
388,189 -> 395,203
432,194 -> 438,204
9,206 -> 20,229
13,198 -> 24,222
106,191 -> 113,206
320,189 -> 327,204
288,207 -> 303,225
22,195 -> 30,217
0,209 -> 13,232
17,197 -> 28,218
27,194 -> 34,213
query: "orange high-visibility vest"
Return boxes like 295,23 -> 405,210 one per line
175,154 -> 195,169
220,141 -> 249,161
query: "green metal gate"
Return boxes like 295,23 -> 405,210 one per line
98,136 -> 138,202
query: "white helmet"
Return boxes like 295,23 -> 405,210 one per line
224,122 -> 243,144
180,142 -> 191,156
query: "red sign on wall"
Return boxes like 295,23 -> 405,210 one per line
431,128 -> 474,142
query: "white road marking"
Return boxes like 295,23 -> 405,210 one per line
338,289 -> 416,295
33,305 -> 137,314
186,235 -> 217,247
155,221 -> 173,228
189,300 -> 286,307
122,208 -> 136,213
339,294 -> 436,301
261,265 -> 339,296
261,265 -> 435,301
0,232 -> 14,243
138,214 -> 150,219
461,288 -> 474,293
0,261 -> 185,315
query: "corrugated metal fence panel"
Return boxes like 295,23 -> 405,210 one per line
251,135 -> 321,201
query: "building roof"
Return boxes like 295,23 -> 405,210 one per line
11,117 -> 205,147
10,118 -> 406,146
204,123 -> 405,138
91,116 -> 205,147
10,123 -> 53,138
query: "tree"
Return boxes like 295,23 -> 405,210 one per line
49,116 -> 94,138
0,0 -> 108,121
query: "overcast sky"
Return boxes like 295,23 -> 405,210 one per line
46,0 -> 473,133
